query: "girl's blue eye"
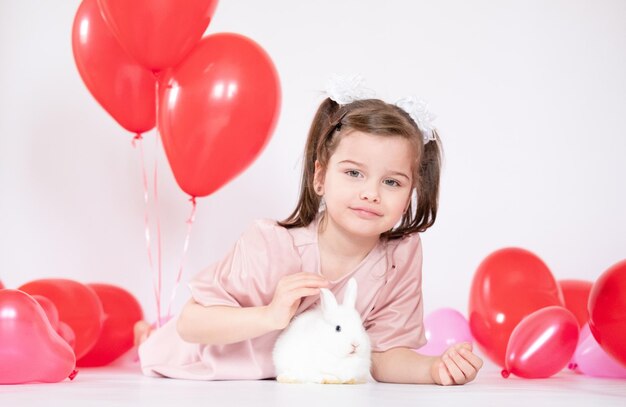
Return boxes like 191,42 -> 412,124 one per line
384,179 -> 401,187
346,170 -> 361,177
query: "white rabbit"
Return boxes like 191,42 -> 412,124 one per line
272,277 -> 371,384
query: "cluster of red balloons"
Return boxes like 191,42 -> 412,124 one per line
72,0 -> 281,198
0,279 -> 142,384
469,248 -> 626,378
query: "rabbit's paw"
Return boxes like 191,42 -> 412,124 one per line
276,375 -> 301,384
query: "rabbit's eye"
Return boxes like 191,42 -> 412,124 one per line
335,325 -> 342,332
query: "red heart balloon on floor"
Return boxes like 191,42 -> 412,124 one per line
19,279 -> 104,359
77,283 -> 143,366
31,294 -> 61,329
0,289 -> 76,384
588,259 -> 626,367
558,279 -> 592,328
469,247 -> 564,367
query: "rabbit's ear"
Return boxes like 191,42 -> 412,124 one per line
320,288 -> 338,316
343,278 -> 357,308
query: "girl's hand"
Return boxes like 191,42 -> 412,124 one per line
265,272 -> 329,330
431,342 -> 483,385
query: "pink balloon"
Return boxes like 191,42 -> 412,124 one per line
574,324 -> 626,378
416,308 -> 473,356
31,294 -> 60,329
568,323 -> 592,372
0,290 -> 77,384
502,306 -> 579,379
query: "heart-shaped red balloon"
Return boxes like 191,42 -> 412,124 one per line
57,322 -> 77,351
558,279 -> 592,328
31,294 -> 77,349
588,259 -> 626,367
77,283 -> 143,366
469,247 -> 564,367
0,289 -> 76,384
19,279 -> 104,359
159,33 -> 281,197
98,0 -> 219,72
31,294 -> 61,329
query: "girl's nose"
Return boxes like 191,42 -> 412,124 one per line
359,184 -> 380,203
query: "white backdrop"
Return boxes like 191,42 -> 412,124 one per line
1,0 -> 625,322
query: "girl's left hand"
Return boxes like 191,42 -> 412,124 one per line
431,342 -> 483,385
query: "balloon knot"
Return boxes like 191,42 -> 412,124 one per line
68,369 -> 79,380
186,197 -> 197,224
132,133 -> 143,148
501,369 -> 510,379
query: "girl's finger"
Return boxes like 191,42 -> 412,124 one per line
279,275 -> 328,291
282,272 -> 327,284
449,349 -> 475,379
283,287 -> 322,304
459,348 -> 484,370
442,353 -> 465,384
438,363 -> 452,386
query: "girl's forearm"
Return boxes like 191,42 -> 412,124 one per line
371,347 -> 437,384
176,300 -> 277,345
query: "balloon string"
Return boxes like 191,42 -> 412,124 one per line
132,133 -> 161,325
153,78 -> 164,328
153,130 -> 163,328
166,197 -> 197,319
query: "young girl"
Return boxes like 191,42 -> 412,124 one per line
137,76 -> 483,385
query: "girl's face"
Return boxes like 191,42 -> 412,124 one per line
314,131 -> 415,240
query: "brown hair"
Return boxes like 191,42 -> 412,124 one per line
278,97 -> 442,239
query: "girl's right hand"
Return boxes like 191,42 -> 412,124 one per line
265,272 -> 329,330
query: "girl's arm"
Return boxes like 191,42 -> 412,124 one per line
176,301 -> 275,345
371,343 -> 483,385
177,272 -> 328,345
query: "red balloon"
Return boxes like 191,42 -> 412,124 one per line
159,33 -> 281,197
98,0 -> 219,72
469,247 -> 564,367
558,279 -> 592,328
31,295 -> 61,329
588,259 -> 626,367
19,279 -> 104,360
57,321 -> 77,351
72,0 -> 156,133
503,306 -> 579,379
0,290 -> 76,384
77,283 -> 143,366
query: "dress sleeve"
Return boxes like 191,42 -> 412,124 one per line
364,233 -> 426,352
187,219 -> 302,308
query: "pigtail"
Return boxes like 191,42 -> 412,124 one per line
279,98 -> 340,229
413,131 -> 442,231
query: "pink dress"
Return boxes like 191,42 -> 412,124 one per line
138,217 -> 426,380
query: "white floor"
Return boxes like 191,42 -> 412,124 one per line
1,354 -> 624,407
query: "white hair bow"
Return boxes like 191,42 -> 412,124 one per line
324,74 -> 437,144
